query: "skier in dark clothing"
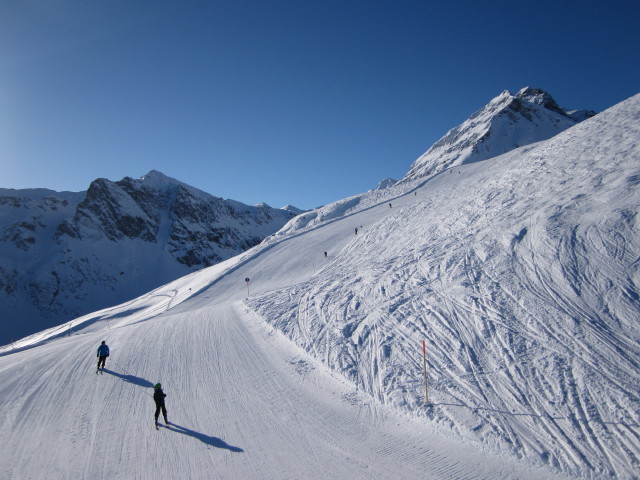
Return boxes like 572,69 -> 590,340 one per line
153,383 -> 168,428
96,341 -> 109,374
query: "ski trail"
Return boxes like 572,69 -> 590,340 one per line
0,299 -> 565,479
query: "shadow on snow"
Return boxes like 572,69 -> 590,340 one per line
99,368 -> 246,450
160,423 -> 244,452
101,368 -> 155,388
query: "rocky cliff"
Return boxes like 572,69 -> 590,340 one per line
0,171 -> 298,343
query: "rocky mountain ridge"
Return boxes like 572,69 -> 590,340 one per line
0,171 -> 297,343
403,87 -> 596,181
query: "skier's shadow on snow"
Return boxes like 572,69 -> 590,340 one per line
101,369 -> 154,388
160,423 -> 244,452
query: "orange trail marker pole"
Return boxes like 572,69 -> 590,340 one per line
422,340 -> 429,404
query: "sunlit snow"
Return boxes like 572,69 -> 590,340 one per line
1,93 -> 638,479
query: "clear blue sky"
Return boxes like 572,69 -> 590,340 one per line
1,0 -> 638,209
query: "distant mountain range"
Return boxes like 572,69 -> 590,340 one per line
0,171 -> 298,343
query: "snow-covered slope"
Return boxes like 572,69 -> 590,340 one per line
1,93 -> 638,479
0,171 -> 297,344
404,87 -> 596,181
247,93 -> 639,478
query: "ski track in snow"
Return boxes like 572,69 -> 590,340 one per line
246,96 -> 640,478
1,94 -> 640,479
0,302 -> 562,479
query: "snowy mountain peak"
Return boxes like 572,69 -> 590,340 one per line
280,204 -> 307,215
403,87 -> 597,181
515,86 -> 564,112
137,169 -> 182,189
375,178 -> 399,190
135,170 -> 202,195
0,173 -> 297,343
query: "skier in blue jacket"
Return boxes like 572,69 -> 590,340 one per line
96,341 -> 109,374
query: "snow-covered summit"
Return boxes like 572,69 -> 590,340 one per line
280,204 -> 307,215
374,178 -> 398,190
138,169 -> 182,187
403,87 -> 597,181
136,170 -> 221,202
0,172 -> 297,343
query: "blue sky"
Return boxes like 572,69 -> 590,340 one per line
1,0 -> 638,209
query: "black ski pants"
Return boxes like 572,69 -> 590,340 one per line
155,402 -> 167,423
97,356 -> 107,369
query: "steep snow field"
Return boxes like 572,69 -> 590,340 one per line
249,94 -> 640,478
1,93 -> 639,479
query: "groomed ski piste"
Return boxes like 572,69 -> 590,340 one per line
1,93 -> 639,479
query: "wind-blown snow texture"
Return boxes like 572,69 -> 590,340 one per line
251,93 -> 640,478
0,91 -> 638,479
0,170 -> 296,343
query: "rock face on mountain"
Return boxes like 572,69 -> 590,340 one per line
0,171 -> 297,343
403,87 -> 596,181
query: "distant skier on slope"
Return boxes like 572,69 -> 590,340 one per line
96,341 -> 109,374
153,383 -> 168,428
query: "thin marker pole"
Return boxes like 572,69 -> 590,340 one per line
422,340 -> 429,404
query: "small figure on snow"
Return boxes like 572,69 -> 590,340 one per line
153,383 -> 168,428
96,340 -> 109,374
324,251 -> 328,258
355,227 -> 358,235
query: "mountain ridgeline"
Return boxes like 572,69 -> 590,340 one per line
0,171 -> 298,342
404,87 -> 596,181
280,87 -> 596,236
1,87 -> 594,345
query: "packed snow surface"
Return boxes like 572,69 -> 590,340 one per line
1,93 -> 639,479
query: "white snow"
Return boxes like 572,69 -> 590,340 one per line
0,171 -> 297,343
1,92 -> 639,479
403,88 -> 594,182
